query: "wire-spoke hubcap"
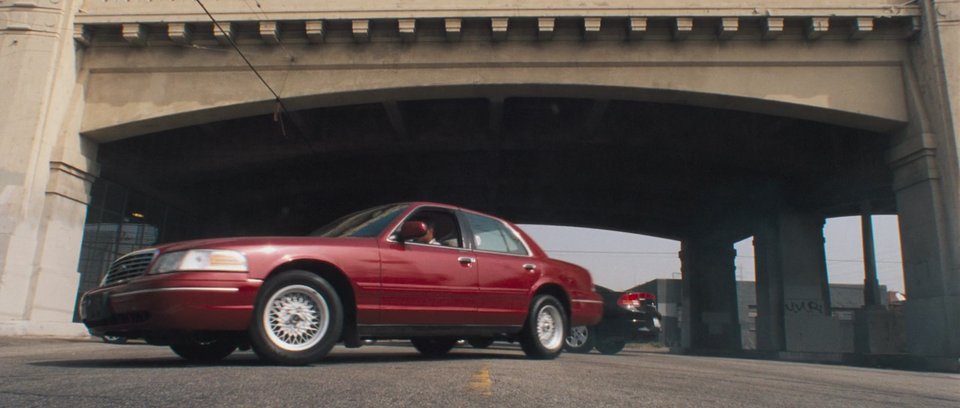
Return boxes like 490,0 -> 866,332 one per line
536,304 -> 564,350
566,326 -> 589,347
263,284 -> 330,351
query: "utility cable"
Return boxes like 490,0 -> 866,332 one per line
193,0 -> 321,157
194,0 -> 283,105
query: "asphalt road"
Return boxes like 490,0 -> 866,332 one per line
1,337 -> 957,408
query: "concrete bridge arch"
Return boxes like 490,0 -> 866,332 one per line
79,44 -> 910,141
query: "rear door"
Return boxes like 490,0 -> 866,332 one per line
461,212 -> 538,326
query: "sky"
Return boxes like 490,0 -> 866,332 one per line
520,215 -> 904,293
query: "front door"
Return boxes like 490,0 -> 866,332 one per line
378,208 -> 479,325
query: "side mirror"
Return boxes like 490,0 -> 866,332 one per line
396,220 -> 427,242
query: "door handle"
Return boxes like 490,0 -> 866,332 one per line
523,263 -> 537,271
458,256 -> 476,265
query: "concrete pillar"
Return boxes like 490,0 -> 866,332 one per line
754,210 -> 843,353
890,137 -> 960,359
855,205 -> 903,354
889,0 -> 960,367
892,159 -> 959,360
753,221 -> 785,352
860,207 -> 882,308
0,0 -> 91,336
679,238 -> 741,351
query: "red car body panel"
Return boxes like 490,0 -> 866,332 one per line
475,250 -> 540,326
81,202 -> 602,340
84,272 -> 259,331
379,240 -> 481,325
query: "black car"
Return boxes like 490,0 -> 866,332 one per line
564,285 -> 662,355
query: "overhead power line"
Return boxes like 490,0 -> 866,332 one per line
194,0 -> 283,104
193,0 -> 322,158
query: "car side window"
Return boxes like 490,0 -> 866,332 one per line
403,208 -> 463,248
464,213 -> 528,255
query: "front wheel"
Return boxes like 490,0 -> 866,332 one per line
564,325 -> 595,353
519,295 -> 567,360
170,337 -> 237,363
249,270 -> 344,366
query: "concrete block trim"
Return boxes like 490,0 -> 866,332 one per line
73,1 -> 923,23
45,162 -> 95,205
70,0 -> 923,47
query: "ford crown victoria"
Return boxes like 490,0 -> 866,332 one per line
80,202 -> 603,365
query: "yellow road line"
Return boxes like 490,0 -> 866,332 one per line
468,365 -> 492,397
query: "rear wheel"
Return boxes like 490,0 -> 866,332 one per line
170,337 -> 237,363
249,270 -> 343,366
411,337 -> 458,357
595,339 -> 626,355
564,325 -> 595,353
519,295 -> 567,359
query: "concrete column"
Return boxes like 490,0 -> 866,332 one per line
679,238 -> 741,351
860,207 -> 882,308
0,0 -> 91,336
890,138 -> 960,358
753,221 -> 785,352
892,160 -> 959,359
855,205 -> 903,354
754,210 -> 842,353
890,0 -> 960,367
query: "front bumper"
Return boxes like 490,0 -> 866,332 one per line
80,272 -> 261,336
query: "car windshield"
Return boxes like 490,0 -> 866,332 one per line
310,203 -> 409,238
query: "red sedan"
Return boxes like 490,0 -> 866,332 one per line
80,202 -> 603,365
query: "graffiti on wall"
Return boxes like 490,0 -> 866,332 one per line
784,300 -> 825,314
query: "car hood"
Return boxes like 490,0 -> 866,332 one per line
152,236 -> 373,253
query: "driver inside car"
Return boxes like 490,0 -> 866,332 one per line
412,219 -> 442,245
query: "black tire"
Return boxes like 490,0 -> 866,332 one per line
249,270 -> 344,366
595,339 -> 626,355
101,335 -> 128,345
467,337 -> 495,349
564,325 -> 595,353
519,295 -> 567,359
411,337 -> 458,357
170,338 -> 237,363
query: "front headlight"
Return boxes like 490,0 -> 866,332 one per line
149,249 -> 248,274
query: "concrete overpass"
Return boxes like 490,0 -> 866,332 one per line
1,0 -> 957,370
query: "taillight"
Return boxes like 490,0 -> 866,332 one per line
617,292 -> 656,312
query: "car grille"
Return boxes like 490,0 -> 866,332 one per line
102,250 -> 156,286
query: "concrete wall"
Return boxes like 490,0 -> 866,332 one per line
0,0 -> 93,336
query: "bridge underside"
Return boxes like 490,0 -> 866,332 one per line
89,95 -> 926,364
97,97 -> 894,241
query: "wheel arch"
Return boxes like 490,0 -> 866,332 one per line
266,260 -> 360,346
532,283 -> 572,324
